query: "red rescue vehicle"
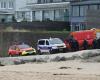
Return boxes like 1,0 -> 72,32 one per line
64,30 -> 96,50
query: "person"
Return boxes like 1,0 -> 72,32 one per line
82,39 -> 88,50
97,38 -> 100,49
92,38 -> 98,49
70,39 -> 75,51
74,39 -> 79,51
68,35 -> 75,51
69,37 -> 79,51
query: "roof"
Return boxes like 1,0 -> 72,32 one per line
71,1 -> 100,6
26,2 -> 70,10
38,38 -> 60,41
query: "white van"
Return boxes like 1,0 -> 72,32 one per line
37,38 -> 67,54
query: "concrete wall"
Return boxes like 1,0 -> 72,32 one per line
0,21 -> 70,31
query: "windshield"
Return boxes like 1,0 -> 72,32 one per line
49,38 -> 63,44
18,44 -> 30,49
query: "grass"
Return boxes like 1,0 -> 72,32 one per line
3,29 -> 69,34
3,27 -> 31,32
2,26 -> 70,33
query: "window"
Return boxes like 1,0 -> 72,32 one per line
55,9 -> 65,21
46,41 -> 49,45
40,0 -> 45,3
64,9 -> 69,21
49,38 -> 63,44
1,1 -> 6,8
89,5 -> 98,10
50,0 -> 53,2
38,40 -> 45,45
74,25 -> 79,31
1,2 -> 3,8
98,5 -> 100,9
35,11 -> 42,21
43,10 -> 54,21
72,6 -> 80,16
83,6 -> 88,16
38,0 -> 41,3
46,0 -> 53,3
16,12 -> 25,19
9,1 -> 14,8
31,0 -> 38,3
80,6 -> 88,16
32,11 -> 35,21
53,0 -> 62,3
80,6 -> 84,16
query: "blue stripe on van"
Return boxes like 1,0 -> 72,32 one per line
39,46 -> 52,50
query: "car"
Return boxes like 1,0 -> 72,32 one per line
8,43 -> 36,56
37,38 -> 67,54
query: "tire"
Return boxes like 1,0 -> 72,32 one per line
19,52 -> 22,56
37,50 -> 42,55
50,49 -> 54,54
63,48 -> 67,53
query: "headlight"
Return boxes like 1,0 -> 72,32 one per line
33,49 -> 36,51
63,45 -> 66,48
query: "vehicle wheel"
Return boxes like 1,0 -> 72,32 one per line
15,53 -> 21,56
50,49 -> 54,54
37,50 -> 42,55
63,48 -> 67,53
19,52 -> 22,56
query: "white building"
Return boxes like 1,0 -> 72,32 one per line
14,0 -> 30,22
0,0 -> 15,22
15,0 -> 70,22
2,0 -> 97,31
0,0 -> 70,22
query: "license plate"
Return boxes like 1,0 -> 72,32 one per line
59,48 -> 63,51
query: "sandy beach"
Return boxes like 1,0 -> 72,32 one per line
0,60 -> 100,80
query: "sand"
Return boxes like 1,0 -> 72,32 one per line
0,60 -> 100,80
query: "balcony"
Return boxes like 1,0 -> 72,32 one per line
26,2 -> 70,10
27,0 -> 75,5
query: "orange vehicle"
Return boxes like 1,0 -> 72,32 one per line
64,30 -> 96,50
8,43 -> 36,56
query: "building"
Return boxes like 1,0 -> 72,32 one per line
15,0 -> 70,22
70,0 -> 100,31
14,0 -> 30,22
0,0 -> 15,22
2,0 -> 100,31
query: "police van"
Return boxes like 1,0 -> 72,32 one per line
37,38 -> 67,54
